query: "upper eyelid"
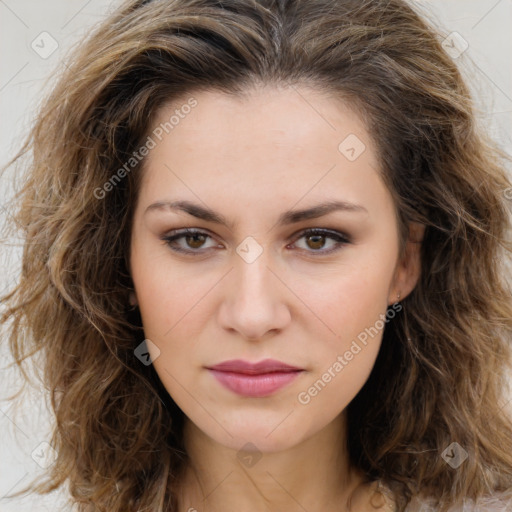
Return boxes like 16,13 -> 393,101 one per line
162,226 -> 349,239
162,227 -> 351,247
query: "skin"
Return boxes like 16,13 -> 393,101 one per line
129,85 -> 424,512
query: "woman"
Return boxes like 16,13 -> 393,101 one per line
2,0 -> 512,511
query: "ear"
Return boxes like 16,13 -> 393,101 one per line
129,290 -> 138,306
388,221 -> 425,305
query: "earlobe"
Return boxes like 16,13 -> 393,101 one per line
129,291 -> 138,306
388,221 -> 425,305
408,221 -> 425,244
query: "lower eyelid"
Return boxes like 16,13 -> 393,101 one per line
289,232 -> 350,253
162,231 -> 219,251
161,229 -> 350,254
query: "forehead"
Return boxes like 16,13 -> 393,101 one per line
149,85 -> 372,157
137,85 -> 391,222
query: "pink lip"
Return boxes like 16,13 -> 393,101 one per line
206,359 -> 304,397
208,358 -> 302,374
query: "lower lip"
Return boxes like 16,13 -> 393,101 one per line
208,369 -> 303,397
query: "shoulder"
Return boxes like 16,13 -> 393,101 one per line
376,482 -> 512,512
403,490 -> 512,512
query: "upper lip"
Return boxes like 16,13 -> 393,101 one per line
207,359 -> 303,375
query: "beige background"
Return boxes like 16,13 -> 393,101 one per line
1,1 -> 511,510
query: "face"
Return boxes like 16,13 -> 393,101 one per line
129,85 -> 422,453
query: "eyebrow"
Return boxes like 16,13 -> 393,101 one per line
144,199 -> 368,229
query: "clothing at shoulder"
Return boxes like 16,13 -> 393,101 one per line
377,483 -> 512,512
403,490 -> 512,512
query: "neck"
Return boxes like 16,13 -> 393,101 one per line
176,411 -> 378,512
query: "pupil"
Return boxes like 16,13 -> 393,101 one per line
307,234 -> 325,250
187,234 -> 205,248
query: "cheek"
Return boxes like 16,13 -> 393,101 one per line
292,260 -> 392,340
298,339 -> 381,421
130,242 -> 210,337
289,256 -> 394,405
130,254 -> 220,396
294,272 -> 390,414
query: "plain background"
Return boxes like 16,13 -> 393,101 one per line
1,1 -> 511,510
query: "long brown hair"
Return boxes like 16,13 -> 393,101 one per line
2,0 -> 512,511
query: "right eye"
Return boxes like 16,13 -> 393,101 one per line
161,228 -> 223,254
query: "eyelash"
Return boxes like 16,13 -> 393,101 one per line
161,228 -> 351,256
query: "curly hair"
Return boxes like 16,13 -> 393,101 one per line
2,0 -> 512,511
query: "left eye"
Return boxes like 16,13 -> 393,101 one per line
290,228 -> 350,254
162,229 -> 220,253
161,228 -> 350,255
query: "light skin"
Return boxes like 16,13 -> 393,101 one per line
129,85 -> 424,512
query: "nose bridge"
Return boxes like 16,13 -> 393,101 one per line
217,237 -> 290,339
234,240 -> 274,302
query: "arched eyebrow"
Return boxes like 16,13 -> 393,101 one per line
144,199 -> 368,230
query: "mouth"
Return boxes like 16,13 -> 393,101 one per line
205,359 -> 304,397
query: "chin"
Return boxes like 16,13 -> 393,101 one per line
193,408 -> 316,454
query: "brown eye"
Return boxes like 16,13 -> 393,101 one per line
162,229 -> 219,254
161,227 -> 350,257
290,229 -> 351,255
185,233 -> 208,249
305,233 -> 327,250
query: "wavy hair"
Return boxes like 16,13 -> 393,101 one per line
2,0 -> 512,511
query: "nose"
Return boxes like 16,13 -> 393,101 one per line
217,248 -> 291,341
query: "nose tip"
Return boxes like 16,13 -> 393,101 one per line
217,250 -> 291,341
